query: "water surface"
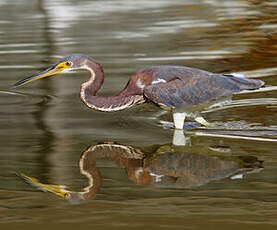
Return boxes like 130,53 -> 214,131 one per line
0,0 -> 277,229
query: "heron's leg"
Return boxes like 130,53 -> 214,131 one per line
195,116 -> 215,127
173,110 -> 186,129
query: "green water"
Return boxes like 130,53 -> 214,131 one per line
0,0 -> 277,229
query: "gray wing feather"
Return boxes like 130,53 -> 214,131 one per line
144,74 -> 263,108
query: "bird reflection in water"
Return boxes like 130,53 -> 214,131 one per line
19,139 -> 263,204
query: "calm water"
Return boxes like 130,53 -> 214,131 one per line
1,0 -> 277,229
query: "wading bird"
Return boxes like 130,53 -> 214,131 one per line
13,53 -> 264,129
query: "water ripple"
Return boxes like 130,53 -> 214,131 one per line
0,50 -> 40,54
238,67 -> 277,78
0,65 -> 34,69
136,55 -> 237,61
192,131 -> 277,143
0,90 -> 53,107
206,97 -> 277,112
0,43 -> 44,48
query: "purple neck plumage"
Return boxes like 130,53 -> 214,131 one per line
80,58 -> 145,112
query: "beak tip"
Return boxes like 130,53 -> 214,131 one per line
11,81 -> 23,89
12,76 -> 31,88
12,83 -> 19,88
9,84 -> 18,90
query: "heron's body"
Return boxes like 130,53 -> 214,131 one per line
14,53 -> 264,129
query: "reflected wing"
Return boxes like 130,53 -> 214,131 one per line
143,75 -> 245,108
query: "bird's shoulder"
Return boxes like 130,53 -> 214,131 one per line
138,65 -> 212,83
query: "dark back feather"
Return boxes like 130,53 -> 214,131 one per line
142,66 -> 264,108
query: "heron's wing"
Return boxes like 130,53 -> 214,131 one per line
143,75 -> 246,108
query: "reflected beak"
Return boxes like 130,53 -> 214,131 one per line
18,173 -> 70,199
13,61 -> 71,87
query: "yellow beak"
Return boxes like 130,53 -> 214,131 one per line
18,173 -> 70,199
13,61 -> 71,87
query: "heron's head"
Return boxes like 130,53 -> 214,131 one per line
13,53 -> 92,87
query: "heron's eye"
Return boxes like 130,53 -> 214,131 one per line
64,193 -> 70,199
65,61 -> 72,66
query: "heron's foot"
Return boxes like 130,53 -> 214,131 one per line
195,116 -> 215,127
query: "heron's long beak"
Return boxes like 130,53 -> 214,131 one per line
13,61 -> 71,87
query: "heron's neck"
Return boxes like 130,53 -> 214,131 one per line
80,60 -> 145,112
81,59 -> 104,96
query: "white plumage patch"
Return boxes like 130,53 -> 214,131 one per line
152,78 -> 167,84
229,73 -> 245,78
61,68 -> 73,73
149,172 -> 164,182
136,78 -> 145,89
87,143 -> 142,159
135,167 -> 144,179
83,99 -> 135,112
80,88 -> 145,112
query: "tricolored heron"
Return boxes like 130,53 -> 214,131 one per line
13,53 -> 264,129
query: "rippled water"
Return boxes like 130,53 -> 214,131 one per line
1,0 -> 277,229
